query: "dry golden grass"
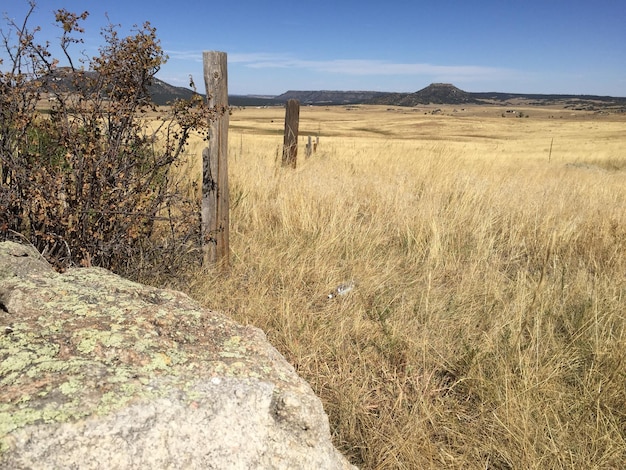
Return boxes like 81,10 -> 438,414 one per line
169,105 -> 625,469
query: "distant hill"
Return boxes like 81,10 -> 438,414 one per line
148,78 -> 197,105
39,67 -> 199,106
371,83 -> 480,106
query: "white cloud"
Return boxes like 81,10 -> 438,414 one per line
163,50 -> 514,82
164,49 -> 204,62
230,54 -> 514,81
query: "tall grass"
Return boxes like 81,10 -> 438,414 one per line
171,116 -> 625,468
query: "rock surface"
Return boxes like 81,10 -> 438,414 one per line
0,241 -> 356,469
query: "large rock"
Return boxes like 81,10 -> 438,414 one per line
0,241 -> 356,469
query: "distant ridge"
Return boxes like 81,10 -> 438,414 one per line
39,69 -> 626,109
176,83 -> 626,110
275,90 -> 393,105
276,84 -> 626,110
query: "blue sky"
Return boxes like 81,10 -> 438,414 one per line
3,1 -> 625,96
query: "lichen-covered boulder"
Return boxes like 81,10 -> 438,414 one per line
0,241 -> 356,469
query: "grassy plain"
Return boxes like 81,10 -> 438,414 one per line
176,104 -> 625,469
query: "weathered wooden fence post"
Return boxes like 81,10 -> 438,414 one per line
282,99 -> 300,168
202,51 -> 229,268
305,135 -> 312,158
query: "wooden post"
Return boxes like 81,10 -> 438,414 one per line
282,99 -> 300,168
305,135 -> 312,158
202,51 -> 229,268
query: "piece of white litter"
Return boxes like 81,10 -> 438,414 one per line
328,280 -> 357,299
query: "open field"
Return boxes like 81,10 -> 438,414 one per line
171,105 -> 625,468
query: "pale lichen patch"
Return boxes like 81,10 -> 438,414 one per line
59,378 -> 82,396
1,241 -> 307,456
